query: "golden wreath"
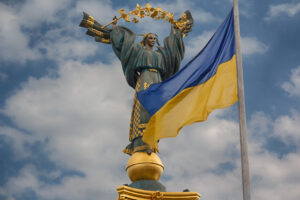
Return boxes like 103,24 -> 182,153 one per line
79,3 -> 192,44
115,3 -> 189,30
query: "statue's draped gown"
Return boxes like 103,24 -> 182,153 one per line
110,25 -> 185,154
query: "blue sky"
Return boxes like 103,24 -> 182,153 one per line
0,0 -> 300,200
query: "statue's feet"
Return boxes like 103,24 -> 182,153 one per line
123,137 -> 159,155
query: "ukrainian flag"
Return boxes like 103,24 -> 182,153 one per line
137,9 -> 238,150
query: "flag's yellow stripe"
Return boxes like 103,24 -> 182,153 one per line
143,55 -> 238,149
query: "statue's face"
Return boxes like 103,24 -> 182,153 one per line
145,34 -> 156,48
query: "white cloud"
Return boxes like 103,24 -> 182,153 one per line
0,126 -> 35,159
37,36 -> 99,61
248,111 -> 272,138
74,0 -> 117,21
158,110 -> 242,199
184,34 -> 268,61
250,151 -> 300,200
3,58 -> 132,147
150,0 -> 216,23
0,0 -> 71,63
265,3 -> 300,20
157,109 -> 300,200
17,0 -> 73,28
0,3 -> 41,63
281,66 -> 300,98
0,165 -> 39,199
247,111 -> 300,200
241,37 -> 268,56
0,0 -> 117,64
185,31 -> 214,60
274,110 -> 300,147
1,58 -> 132,199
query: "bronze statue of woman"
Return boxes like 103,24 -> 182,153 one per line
110,17 -> 190,155
79,9 -> 201,194
80,9 -> 193,155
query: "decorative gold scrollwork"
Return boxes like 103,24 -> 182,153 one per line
151,191 -> 164,200
144,82 -> 150,90
118,195 -> 128,200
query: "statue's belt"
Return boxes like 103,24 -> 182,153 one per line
148,68 -> 158,72
136,66 -> 162,74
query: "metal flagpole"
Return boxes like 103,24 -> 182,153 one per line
233,0 -> 251,200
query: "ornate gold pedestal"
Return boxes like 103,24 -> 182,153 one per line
117,185 -> 201,200
117,152 -> 201,199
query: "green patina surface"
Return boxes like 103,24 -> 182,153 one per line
110,25 -> 185,154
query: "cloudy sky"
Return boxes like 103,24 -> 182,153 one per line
0,0 -> 300,199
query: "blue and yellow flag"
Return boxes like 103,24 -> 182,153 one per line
137,9 -> 238,149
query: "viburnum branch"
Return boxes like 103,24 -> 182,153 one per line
114,3 -> 189,30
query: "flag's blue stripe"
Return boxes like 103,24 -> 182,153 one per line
137,9 -> 235,116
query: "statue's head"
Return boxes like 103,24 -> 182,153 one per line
140,33 -> 160,48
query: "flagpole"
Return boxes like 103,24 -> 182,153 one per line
233,1 -> 251,200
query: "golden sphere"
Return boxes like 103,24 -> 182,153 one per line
126,152 -> 164,182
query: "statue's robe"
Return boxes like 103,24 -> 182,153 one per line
110,25 -> 185,154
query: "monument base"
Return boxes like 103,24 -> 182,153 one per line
116,185 -> 201,200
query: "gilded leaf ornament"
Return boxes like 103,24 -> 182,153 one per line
116,3 -> 190,30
